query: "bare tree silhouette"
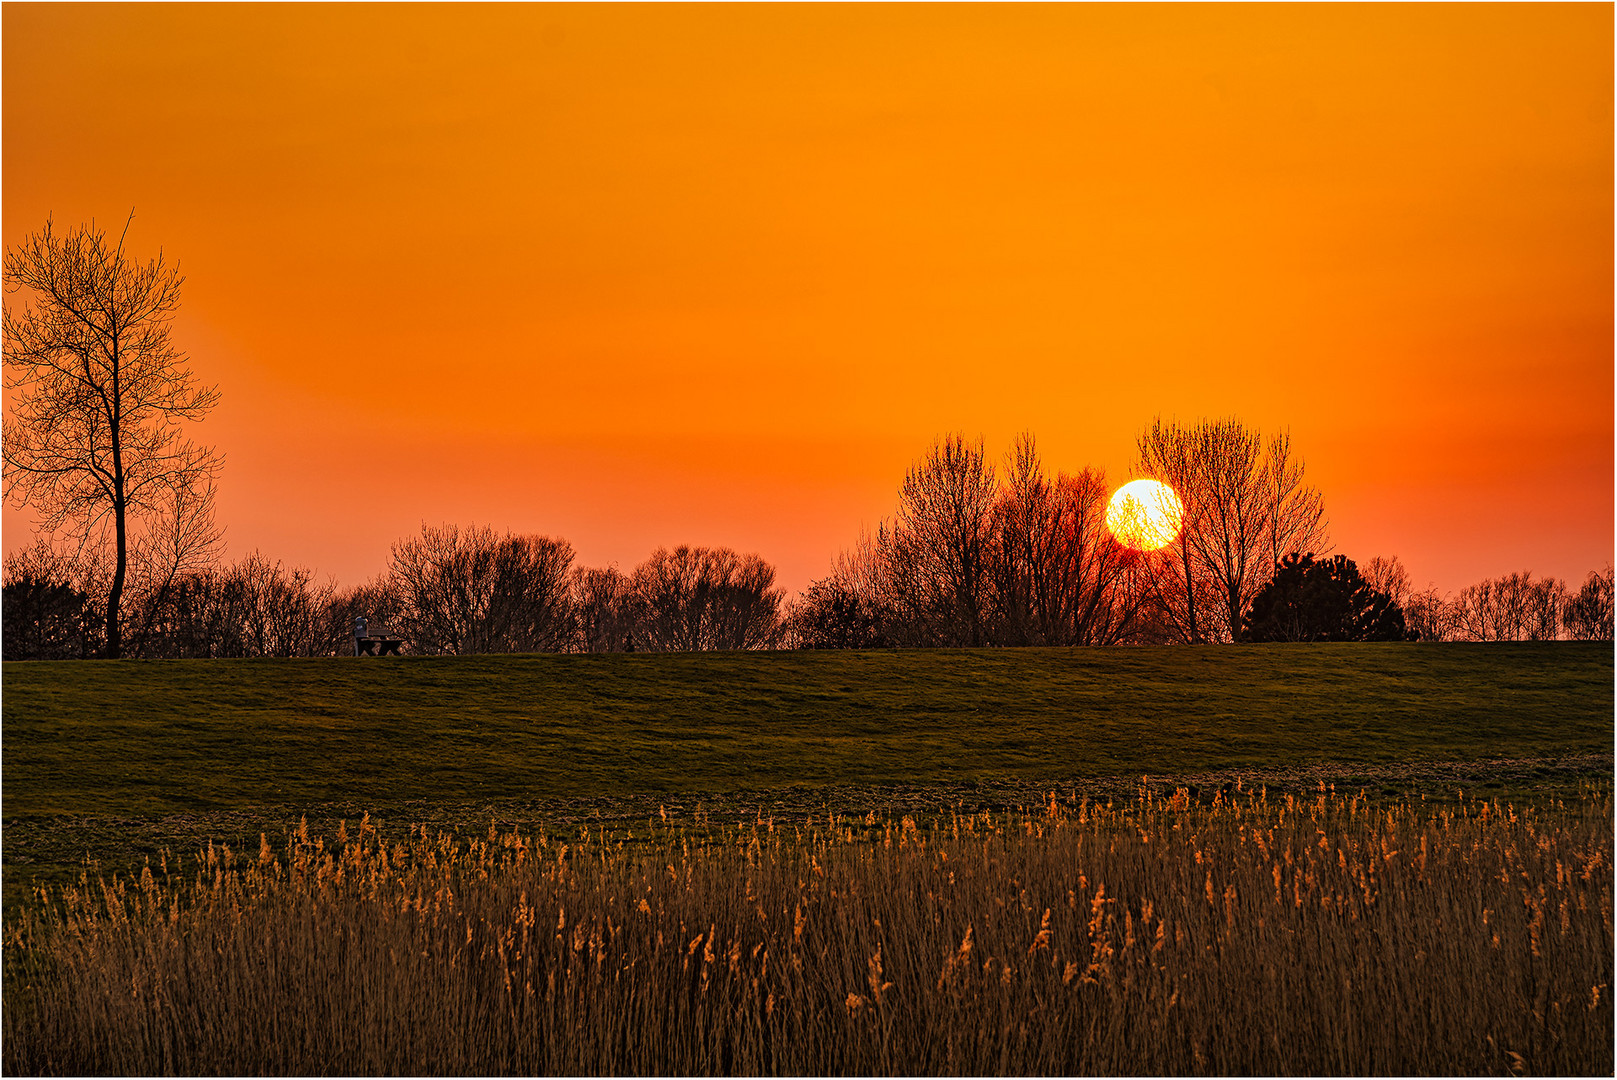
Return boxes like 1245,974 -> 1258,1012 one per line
1563,565 -> 1614,642
3,215 -> 221,657
1136,418 -> 1327,642
629,546 -> 783,651
988,434 -> 1140,645
389,524 -> 575,654
1360,555 -> 1414,611
1451,571 -> 1568,642
570,566 -> 640,653
879,434 -> 998,646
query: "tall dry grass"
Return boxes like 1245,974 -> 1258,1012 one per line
5,788 -> 1611,1075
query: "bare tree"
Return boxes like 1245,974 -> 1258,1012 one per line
389,523 -> 575,654
987,434 -> 1140,645
1259,431 -> 1329,574
629,546 -> 784,651
1135,418 -> 1327,642
122,566 -> 236,658
1401,587 -> 1456,643
486,535 -> 576,653
987,434 -> 1060,645
231,553 -> 338,657
1452,574 -> 1524,641
1134,420 -> 1215,643
1451,571 -> 1567,642
1564,565 -> 1614,642
879,434 -> 997,646
570,566 -> 639,653
1525,577 -> 1569,642
117,551 -> 334,658
1360,555 -> 1414,611
784,576 -> 890,649
1196,420 -> 1268,641
3,216 -> 221,657
125,478 -> 225,653
1054,470 -> 1154,645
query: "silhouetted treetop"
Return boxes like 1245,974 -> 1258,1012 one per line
1244,553 -> 1412,643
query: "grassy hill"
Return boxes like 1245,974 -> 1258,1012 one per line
5,644 -> 1610,822
3,643 -> 1611,904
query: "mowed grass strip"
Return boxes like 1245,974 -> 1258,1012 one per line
3,644 -> 1610,821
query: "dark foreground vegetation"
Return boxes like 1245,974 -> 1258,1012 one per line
5,790 -> 1610,1075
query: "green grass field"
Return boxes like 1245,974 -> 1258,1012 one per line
3,643 -> 1611,899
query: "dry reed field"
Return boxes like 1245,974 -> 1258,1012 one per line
4,787 -> 1611,1076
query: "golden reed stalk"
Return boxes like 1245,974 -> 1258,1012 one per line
4,788 -> 1610,1075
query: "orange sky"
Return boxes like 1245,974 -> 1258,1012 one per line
4,3 -> 1612,597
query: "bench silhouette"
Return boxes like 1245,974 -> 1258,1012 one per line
353,617 -> 403,656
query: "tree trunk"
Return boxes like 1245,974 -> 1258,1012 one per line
1182,542 -> 1200,644
107,498 -> 126,659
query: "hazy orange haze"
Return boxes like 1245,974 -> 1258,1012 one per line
4,4 -> 1611,596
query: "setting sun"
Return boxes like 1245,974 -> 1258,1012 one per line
1105,479 -> 1185,552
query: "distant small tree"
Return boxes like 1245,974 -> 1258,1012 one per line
570,566 -> 640,653
1563,565 -> 1614,642
2,542 -> 91,660
1451,571 -> 1568,642
390,524 -> 575,654
629,546 -> 784,652
1244,553 -> 1411,643
787,577 -> 889,649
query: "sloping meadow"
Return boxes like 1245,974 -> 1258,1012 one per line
5,787 -> 1610,1075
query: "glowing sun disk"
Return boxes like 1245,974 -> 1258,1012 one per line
1105,479 -> 1184,551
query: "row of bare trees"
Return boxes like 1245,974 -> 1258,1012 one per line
1,527 -> 788,659
5,416 -> 1608,657
2,540 -> 342,659
386,525 -> 785,655
1361,557 -> 1613,643
9,220 -> 1603,658
790,422 -> 1331,647
794,424 -> 1614,647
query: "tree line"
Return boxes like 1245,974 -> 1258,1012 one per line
0,529 -> 787,660
3,218 -> 1609,658
787,425 -> 1612,649
4,429 -> 1611,659
5,420 -> 1613,658
1358,557 -> 1614,644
